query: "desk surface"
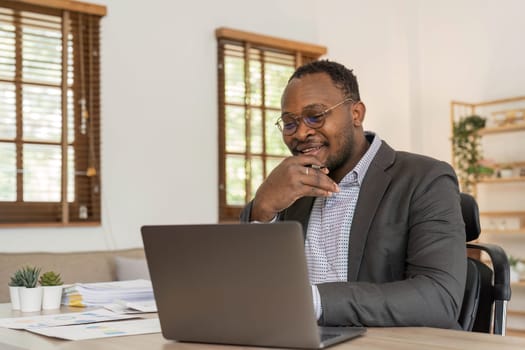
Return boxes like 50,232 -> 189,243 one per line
1,303 -> 525,350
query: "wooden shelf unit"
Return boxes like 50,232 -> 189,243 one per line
477,177 -> 525,184
452,96 -> 525,242
506,329 -> 525,338
480,211 -> 525,234
508,310 -> 525,317
481,230 -> 525,235
480,211 -> 525,217
477,122 -> 525,135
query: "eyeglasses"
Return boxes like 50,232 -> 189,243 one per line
275,98 -> 354,136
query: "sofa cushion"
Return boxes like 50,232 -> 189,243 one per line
115,256 -> 150,281
0,248 -> 145,303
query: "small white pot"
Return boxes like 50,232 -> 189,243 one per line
9,286 -> 21,310
19,286 -> 43,312
515,261 -> 525,277
42,285 -> 63,310
510,268 -> 520,283
500,168 -> 514,178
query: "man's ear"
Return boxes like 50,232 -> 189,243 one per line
352,101 -> 366,127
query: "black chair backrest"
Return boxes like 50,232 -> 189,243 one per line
461,192 -> 480,242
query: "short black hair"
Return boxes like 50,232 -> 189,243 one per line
289,59 -> 361,101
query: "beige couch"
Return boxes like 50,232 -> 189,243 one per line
0,248 -> 145,303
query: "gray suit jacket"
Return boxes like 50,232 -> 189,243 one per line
240,141 -> 466,328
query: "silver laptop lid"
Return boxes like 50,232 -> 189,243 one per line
142,222 -> 325,348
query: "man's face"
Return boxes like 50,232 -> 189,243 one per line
281,72 -> 363,179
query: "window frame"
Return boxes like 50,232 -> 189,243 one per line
0,0 -> 106,226
216,27 -> 326,222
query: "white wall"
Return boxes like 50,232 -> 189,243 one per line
415,0 -> 525,159
315,0 -> 415,151
1,0 -> 524,252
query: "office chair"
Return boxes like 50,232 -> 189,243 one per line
458,193 -> 512,335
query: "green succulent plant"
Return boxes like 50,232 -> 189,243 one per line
39,271 -> 63,286
19,266 -> 41,288
8,269 -> 25,287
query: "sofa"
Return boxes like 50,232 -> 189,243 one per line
0,248 -> 147,303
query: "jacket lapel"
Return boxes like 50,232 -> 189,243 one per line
346,142 -> 395,281
279,141 -> 396,280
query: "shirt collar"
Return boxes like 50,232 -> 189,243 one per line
339,131 -> 382,187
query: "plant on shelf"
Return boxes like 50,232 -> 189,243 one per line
19,266 -> 41,288
39,271 -> 63,286
451,114 -> 491,194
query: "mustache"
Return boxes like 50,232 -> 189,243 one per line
289,142 -> 328,155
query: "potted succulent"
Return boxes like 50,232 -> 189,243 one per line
451,115 -> 491,194
8,269 -> 25,310
39,271 -> 64,310
18,266 -> 42,312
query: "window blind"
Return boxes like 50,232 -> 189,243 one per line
216,28 -> 326,221
0,0 -> 105,225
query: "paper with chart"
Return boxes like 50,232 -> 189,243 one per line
0,309 -> 137,330
27,318 -> 161,340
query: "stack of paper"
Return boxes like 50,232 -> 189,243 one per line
62,279 -> 155,307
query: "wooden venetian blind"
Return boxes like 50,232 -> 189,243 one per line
0,0 -> 106,225
216,28 -> 326,221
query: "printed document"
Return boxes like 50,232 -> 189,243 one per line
28,318 -> 161,340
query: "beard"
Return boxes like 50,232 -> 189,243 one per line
284,112 -> 360,178
324,124 -> 356,173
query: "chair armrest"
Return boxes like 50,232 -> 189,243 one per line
467,242 -> 512,301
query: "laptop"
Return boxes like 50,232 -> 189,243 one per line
141,222 -> 366,349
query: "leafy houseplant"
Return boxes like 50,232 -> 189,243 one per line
40,270 -> 64,310
451,115 -> 490,194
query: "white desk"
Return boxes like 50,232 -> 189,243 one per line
1,303 -> 524,350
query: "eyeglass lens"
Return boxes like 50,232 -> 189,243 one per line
277,98 -> 353,135
280,111 -> 325,135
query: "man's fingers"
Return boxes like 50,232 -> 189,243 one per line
299,165 -> 339,193
309,187 -> 335,197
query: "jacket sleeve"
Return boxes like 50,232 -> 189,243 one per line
239,201 -> 254,222
317,163 -> 467,329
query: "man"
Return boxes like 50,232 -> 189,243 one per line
240,60 -> 466,329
